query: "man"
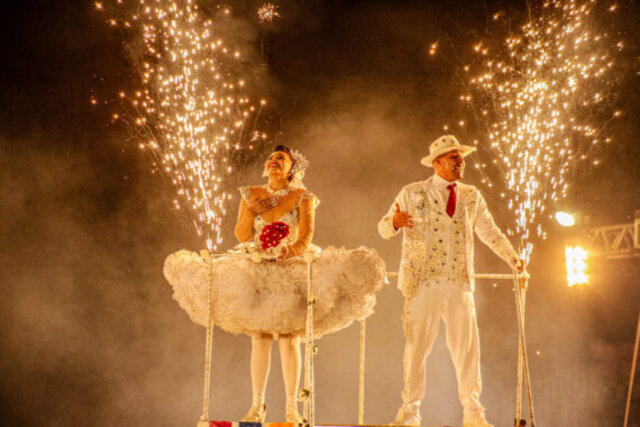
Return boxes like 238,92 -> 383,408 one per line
378,135 -> 524,427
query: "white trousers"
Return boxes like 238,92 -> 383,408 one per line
400,284 -> 485,417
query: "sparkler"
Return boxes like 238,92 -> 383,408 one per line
257,3 -> 281,23
455,0 -> 620,261
96,1 -> 264,250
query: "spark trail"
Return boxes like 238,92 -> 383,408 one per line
458,0 -> 621,261
96,0 -> 265,250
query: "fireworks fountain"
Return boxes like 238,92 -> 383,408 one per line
257,3 -> 281,24
452,0 -> 621,262
95,0 -> 265,250
431,1 -> 623,422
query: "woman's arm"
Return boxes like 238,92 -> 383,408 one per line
235,198 -> 256,243
282,195 -> 316,258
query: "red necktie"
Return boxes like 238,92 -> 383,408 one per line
446,183 -> 457,217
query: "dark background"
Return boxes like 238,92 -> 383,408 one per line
1,0 -> 639,426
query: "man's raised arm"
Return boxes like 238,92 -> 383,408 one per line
378,188 -> 410,240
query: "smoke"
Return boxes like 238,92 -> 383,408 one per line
2,0 -> 640,426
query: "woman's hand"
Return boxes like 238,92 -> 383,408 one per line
247,195 -> 278,216
278,245 -> 293,260
278,244 -> 305,260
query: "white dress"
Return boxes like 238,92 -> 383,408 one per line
163,186 -> 386,338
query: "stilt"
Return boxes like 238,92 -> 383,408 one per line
358,320 -> 366,425
200,255 -> 215,425
513,271 -> 535,426
303,260 -> 316,426
623,309 -> 640,427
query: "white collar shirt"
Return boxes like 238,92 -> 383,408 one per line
421,174 -> 467,290
432,173 -> 458,202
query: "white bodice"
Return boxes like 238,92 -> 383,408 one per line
238,184 -> 318,255
253,208 -> 300,250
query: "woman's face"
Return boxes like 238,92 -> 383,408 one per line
265,150 -> 293,179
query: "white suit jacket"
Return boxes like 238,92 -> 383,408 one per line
378,176 -> 518,297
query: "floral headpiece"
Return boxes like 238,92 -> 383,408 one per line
289,149 -> 309,180
287,149 -> 309,190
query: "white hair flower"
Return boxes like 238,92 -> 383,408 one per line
289,149 -> 309,179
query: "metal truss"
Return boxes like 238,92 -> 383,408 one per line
585,211 -> 640,259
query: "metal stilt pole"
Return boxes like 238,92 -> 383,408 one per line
200,256 -> 215,425
358,320 -> 366,425
623,309 -> 640,427
513,271 -> 535,426
303,260 -> 316,426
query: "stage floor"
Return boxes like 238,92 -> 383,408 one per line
197,421 -> 457,427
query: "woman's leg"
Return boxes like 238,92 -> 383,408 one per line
242,334 -> 273,421
251,334 -> 274,403
278,334 -> 302,421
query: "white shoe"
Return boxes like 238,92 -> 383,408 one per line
463,412 -> 493,427
392,416 -> 421,426
285,399 -> 305,424
391,408 -> 421,426
241,402 -> 267,423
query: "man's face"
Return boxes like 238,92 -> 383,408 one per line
433,149 -> 465,181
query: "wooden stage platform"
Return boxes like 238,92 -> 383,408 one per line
196,421 -> 457,427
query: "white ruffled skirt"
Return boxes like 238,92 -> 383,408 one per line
163,246 -> 386,338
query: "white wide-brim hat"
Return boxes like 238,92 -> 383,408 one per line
420,135 -> 475,167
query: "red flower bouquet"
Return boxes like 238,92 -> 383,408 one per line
259,221 -> 290,250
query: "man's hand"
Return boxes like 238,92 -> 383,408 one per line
511,257 -> 526,274
247,195 -> 278,216
392,203 -> 414,230
511,257 -> 528,288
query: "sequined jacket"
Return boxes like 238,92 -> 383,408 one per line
378,177 -> 518,297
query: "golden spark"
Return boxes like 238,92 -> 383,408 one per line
98,1 -> 264,250
428,41 -> 438,56
258,3 -> 281,23
462,0 -> 620,261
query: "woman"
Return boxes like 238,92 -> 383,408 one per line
235,145 -> 314,423
164,145 -> 385,423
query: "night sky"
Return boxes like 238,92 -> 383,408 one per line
1,0 -> 640,426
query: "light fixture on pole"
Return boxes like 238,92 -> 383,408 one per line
555,211 -> 576,227
564,245 -> 588,287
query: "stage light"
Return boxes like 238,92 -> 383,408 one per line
555,211 -> 576,227
565,245 -> 588,287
